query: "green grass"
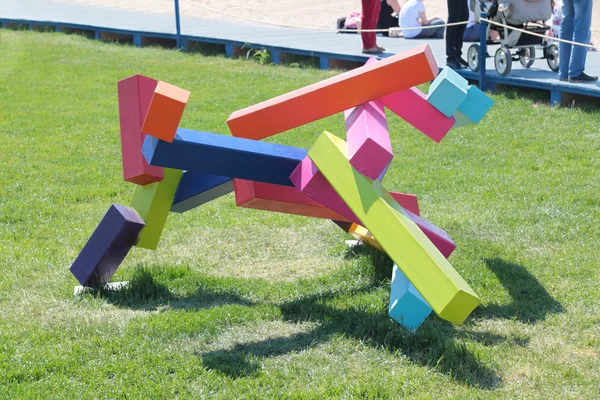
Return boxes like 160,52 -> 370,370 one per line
1,29 -> 599,399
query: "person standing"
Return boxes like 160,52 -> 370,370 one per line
559,0 -> 597,82
445,0 -> 469,69
377,0 -> 402,37
361,0 -> 385,53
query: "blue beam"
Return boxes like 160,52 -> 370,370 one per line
142,128 -> 308,187
171,171 -> 233,213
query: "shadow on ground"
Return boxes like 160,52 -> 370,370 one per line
474,258 -> 564,323
96,266 -> 255,311
94,250 -> 562,390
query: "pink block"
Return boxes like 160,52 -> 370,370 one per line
404,209 -> 456,258
118,75 -> 164,185
290,156 -> 362,225
389,192 -> 420,216
344,100 -> 393,180
380,88 -> 456,143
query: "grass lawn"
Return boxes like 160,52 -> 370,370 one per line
0,29 -> 599,399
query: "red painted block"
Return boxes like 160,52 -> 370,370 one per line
390,192 -> 420,216
142,81 -> 190,143
117,74 -> 164,185
380,88 -> 456,143
234,179 -> 351,221
227,45 -> 438,140
344,100 -> 393,180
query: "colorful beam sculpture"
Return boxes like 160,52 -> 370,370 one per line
142,81 -> 190,143
453,85 -> 495,127
426,67 -> 468,118
344,100 -> 393,180
117,74 -> 164,185
348,223 -> 383,251
290,155 -> 360,224
171,171 -> 233,213
306,131 -> 480,324
71,44 -> 494,332
142,128 -> 307,187
380,88 -> 456,143
389,264 -> 433,331
234,179 -> 351,221
292,156 -> 456,258
70,204 -> 145,287
131,168 -> 183,250
227,44 -> 439,140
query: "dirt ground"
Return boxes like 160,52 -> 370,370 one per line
61,0 -> 600,46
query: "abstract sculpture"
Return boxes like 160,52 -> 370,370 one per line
70,44 -> 494,331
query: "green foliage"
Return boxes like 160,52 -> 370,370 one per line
0,30 -> 599,399
242,43 -> 272,65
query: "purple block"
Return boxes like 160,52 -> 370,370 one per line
70,204 -> 145,287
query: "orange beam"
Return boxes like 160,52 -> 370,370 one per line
227,45 -> 438,140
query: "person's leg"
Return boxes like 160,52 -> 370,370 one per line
412,20 -> 443,38
361,0 -> 378,50
454,0 -> 469,58
446,0 -> 461,60
559,0 -> 574,80
432,20 -> 446,39
569,0 -> 593,77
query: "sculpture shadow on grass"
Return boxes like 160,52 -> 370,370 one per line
200,288 -> 504,390
474,258 -> 564,323
97,266 -> 255,311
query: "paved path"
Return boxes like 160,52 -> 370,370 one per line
2,0 -> 600,100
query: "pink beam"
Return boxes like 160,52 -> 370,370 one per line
380,88 -> 456,143
344,100 -> 393,180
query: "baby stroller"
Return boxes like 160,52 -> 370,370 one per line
467,0 -> 558,76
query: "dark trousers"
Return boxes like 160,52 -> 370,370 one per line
446,0 -> 469,60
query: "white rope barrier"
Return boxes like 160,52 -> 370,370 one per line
179,1 -> 596,51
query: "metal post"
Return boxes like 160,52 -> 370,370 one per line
479,12 -> 488,91
174,0 -> 182,49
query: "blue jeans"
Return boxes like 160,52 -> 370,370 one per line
559,0 -> 593,79
412,19 -> 446,39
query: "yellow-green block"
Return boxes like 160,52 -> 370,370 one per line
131,167 -> 183,250
308,132 -> 480,324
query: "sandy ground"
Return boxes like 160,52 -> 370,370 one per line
60,0 -> 600,45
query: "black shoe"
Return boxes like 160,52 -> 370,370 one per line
558,76 -> 568,82
569,73 -> 598,83
457,56 -> 469,67
446,59 -> 464,70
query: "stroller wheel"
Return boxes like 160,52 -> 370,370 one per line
467,44 -> 480,72
545,44 -> 560,72
495,47 -> 512,76
519,47 -> 536,69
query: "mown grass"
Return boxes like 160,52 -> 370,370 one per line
0,29 -> 599,399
